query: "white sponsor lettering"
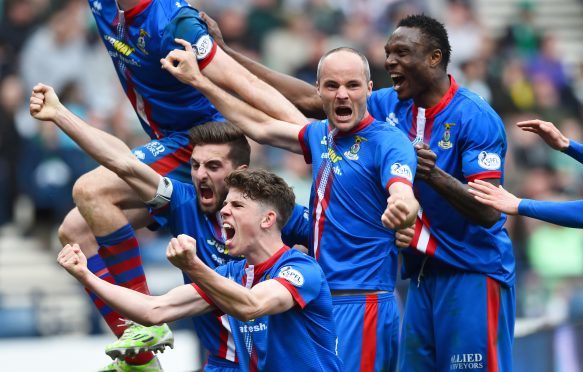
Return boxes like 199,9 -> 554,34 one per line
450,353 -> 484,370
278,266 -> 305,287
193,35 -> 213,60
390,163 -> 413,182
477,151 -> 501,170
239,322 -> 267,333
145,141 -> 165,157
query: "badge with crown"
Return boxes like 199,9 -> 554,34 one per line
438,123 -> 455,149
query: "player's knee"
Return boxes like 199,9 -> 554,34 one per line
58,213 -> 85,245
72,172 -> 108,207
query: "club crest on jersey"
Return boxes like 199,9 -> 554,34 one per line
277,266 -> 304,287
390,163 -> 413,182
438,123 -> 455,149
344,135 -> 367,160
137,29 -> 150,55
193,35 -> 213,60
477,151 -> 501,170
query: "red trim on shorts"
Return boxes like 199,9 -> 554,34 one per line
486,277 -> 500,372
360,294 -> 378,372
466,171 -> 502,182
273,277 -> 306,309
298,124 -> 312,164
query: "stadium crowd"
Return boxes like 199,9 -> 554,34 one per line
1,0 -> 583,370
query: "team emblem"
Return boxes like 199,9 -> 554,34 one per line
344,135 -> 367,160
278,266 -> 304,287
137,29 -> 150,55
477,151 -> 501,170
438,123 -> 455,149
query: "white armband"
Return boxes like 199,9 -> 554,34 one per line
145,177 -> 173,208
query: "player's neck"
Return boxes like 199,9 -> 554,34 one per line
414,74 -> 451,109
245,235 -> 284,266
117,0 -> 143,11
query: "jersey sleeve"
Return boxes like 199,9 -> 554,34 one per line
563,139 -> 583,164
459,112 -> 506,182
298,123 -> 313,164
367,88 -> 392,121
518,199 -> 583,228
164,7 -> 217,70
281,204 -> 310,247
378,129 -> 417,190
272,255 -> 322,309
148,179 -> 194,231
190,262 -> 232,311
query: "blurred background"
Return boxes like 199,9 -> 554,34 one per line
0,0 -> 582,370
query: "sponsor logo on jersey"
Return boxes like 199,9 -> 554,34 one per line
320,136 -> 327,145
327,147 -> 342,163
450,353 -> 483,370
133,150 -> 146,160
104,35 -> 135,57
239,322 -> 267,333
386,112 -> 398,126
390,163 -> 413,182
438,123 -> 455,150
277,266 -> 305,287
193,35 -> 213,60
137,29 -> 150,55
344,135 -> 367,161
477,151 -> 501,170
145,141 -> 166,157
91,0 -> 102,14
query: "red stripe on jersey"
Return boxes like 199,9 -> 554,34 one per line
312,163 -> 334,260
99,239 -> 139,258
216,314 -> 229,359
149,143 -> 194,176
143,96 -> 163,139
385,177 -> 413,191
274,277 -> 307,309
424,76 -> 459,118
124,69 -> 164,139
298,124 -> 312,164
191,284 -> 215,306
408,106 -> 418,141
410,212 -> 438,256
124,0 -> 153,21
199,42 -> 217,71
486,277 -> 500,372
250,348 -> 259,372
360,294 -> 378,372
466,171 -> 502,182
410,216 -> 423,248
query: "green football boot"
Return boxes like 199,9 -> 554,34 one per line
105,321 -> 174,359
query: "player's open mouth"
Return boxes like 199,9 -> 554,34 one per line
223,222 -> 235,245
391,74 -> 405,91
335,106 -> 353,121
199,185 -> 214,200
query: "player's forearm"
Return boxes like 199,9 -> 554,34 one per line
184,262 -> 262,321
221,45 -> 325,119
427,168 -> 501,227
563,140 -> 583,164
518,199 -> 583,228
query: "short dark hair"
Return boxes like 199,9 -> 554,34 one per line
397,14 -> 451,70
316,47 -> 371,82
188,121 -> 251,167
225,169 -> 295,230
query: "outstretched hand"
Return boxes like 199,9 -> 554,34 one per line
29,83 -> 63,122
166,234 -> 199,271
468,179 -> 520,215
57,244 -> 89,280
516,119 -> 569,151
200,12 -> 226,49
160,39 -> 205,86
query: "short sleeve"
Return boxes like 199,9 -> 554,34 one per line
378,129 -> 417,190
272,255 -> 322,309
148,179 -> 195,231
165,8 -> 217,70
460,113 -> 506,182
281,204 -> 310,247
298,124 -> 312,164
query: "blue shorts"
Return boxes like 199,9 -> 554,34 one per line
131,131 -> 193,183
399,259 -> 515,372
333,292 -> 399,372
203,355 -> 239,372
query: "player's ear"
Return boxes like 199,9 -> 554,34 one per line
260,210 -> 277,229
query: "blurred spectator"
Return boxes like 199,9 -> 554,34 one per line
245,0 -> 284,53
445,0 -> 484,73
459,57 -> 492,103
500,0 -> 542,58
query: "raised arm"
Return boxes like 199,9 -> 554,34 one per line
200,12 -> 325,119
57,244 -> 213,326
416,143 -> 501,227
161,40 -> 305,154
382,182 -> 419,230
167,235 -> 295,322
29,84 -> 161,202
517,119 -> 583,163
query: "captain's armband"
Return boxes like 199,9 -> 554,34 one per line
145,177 -> 173,208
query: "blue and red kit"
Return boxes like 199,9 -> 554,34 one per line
90,0 -> 223,182
150,179 -> 310,369
193,246 -> 343,372
368,76 -> 515,371
298,114 -> 416,371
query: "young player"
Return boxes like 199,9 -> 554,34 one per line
57,169 -> 343,372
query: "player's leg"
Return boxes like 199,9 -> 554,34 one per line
433,271 -> 515,371
398,275 -> 436,372
332,293 -> 400,372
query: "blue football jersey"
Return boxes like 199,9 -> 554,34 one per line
298,115 -> 417,292
89,0 -> 223,139
150,179 -> 310,364
194,247 -> 342,372
367,76 -> 515,286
